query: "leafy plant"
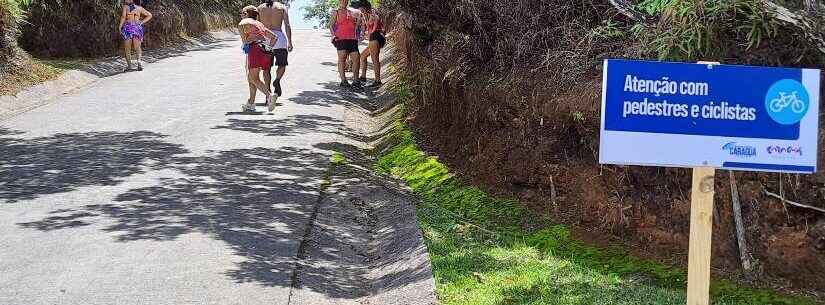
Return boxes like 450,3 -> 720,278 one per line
637,0 -> 779,60
588,20 -> 626,41
303,0 -> 380,28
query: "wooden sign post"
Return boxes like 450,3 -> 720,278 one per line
685,61 -> 721,305
686,167 -> 716,305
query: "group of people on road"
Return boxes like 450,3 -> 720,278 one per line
118,0 -> 386,113
330,0 -> 385,89
238,0 -> 293,113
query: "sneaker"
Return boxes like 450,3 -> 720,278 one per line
367,81 -> 383,88
242,103 -> 256,112
267,94 -> 278,112
123,66 -> 132,73
340,80 -> 351,88
272,78 -> 282,96
137,63 -> 143,71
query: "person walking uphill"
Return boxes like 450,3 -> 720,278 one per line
239,5 -> 279,113
329,0 -> 364,88
118,0 -> 152,72
258,0 -> 293,99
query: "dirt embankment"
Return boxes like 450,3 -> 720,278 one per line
19,0 -> 244,58
1,0 -> 25,71
388,0 -> 825,293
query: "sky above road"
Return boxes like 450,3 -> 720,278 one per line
288,0 -> 320,29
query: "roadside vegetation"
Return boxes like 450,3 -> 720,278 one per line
375,117 -> 817,305
387,0 -> 825,295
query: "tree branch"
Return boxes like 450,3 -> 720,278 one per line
609,0 -> 651,23
763,0 -> 825,55
764,190 -> 825,214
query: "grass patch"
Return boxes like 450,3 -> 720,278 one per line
0,59 -> 66,96
375,122 -> 816,305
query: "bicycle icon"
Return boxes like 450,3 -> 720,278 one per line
769,91 -> 806,114
765,79 -> 810,125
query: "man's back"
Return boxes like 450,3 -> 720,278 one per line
258,2 -> 286,30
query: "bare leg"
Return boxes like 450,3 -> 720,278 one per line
124,40 -> 133,69
263,66 -> 272,92
349,52 -> 360,82
248,82 -> 257,104
360,46 -> 370,79
132,39 -> 143,69
370,41 -> 381,82
247,68 -> 271,96
337,51 -> 349,82
272,65 -> 286,96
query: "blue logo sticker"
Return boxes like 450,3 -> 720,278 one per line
723,142 -> 757,157
765,79 -> 810,125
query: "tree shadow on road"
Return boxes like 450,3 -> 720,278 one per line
52,34 -> 239,77
0,130 -> 188,203
17,146 -> 328,288
213,114 -> 363,140
289,81 -> 377,111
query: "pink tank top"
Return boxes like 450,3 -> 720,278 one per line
334,9 -> 357,40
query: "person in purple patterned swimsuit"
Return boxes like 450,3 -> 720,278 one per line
118,0 -> 152,71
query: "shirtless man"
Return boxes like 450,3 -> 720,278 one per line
258,0 -> 293,98
118,0 -> 152,71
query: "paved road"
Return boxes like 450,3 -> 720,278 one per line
0,30 -> 377,305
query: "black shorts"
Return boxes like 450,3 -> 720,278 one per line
369,32 -> 386,49
272,49 -> 288,67
333,39 -> 359,53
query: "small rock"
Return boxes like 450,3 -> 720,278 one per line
472,272 -> 486,283
815,238 -> 825,252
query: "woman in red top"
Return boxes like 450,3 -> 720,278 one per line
358,0 -> 384,88
239,5 -> 279,112
329,0 -> 364,87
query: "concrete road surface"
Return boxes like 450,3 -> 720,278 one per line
0,30 -> 434,305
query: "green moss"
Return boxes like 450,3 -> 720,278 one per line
375,120 -> 816,305
331,152 -> 347,166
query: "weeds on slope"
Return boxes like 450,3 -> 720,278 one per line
374,121 -> 816,305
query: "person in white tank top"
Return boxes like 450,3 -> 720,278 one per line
258,0 -> 293,98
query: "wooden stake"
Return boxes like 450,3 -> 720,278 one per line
687,167 -> 716,305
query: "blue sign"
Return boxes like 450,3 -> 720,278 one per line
600,59 -> 820,174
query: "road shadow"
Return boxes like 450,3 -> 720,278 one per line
0,130 -> 188,203
213,114 -> 365,140
289,81 -> 376,111
49,33 -> 239,78
17,146 -> 328,288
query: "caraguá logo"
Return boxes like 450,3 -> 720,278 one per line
723,142 -> 757,157
765,79 -> 810,125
